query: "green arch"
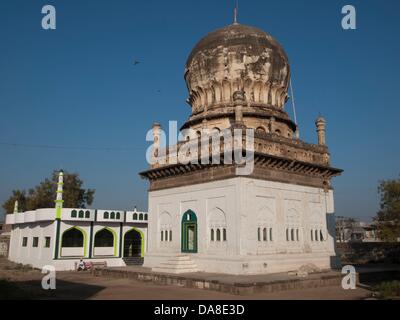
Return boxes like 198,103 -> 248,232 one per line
182,209 -> 197,222
181,209 -> 198,253
60,226 -> 88,257
93,227 -> 118,256
124,227 -> 145,258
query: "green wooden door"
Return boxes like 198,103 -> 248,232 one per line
181,210 -> 197,253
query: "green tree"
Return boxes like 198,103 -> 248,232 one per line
1,190 -> 28,214
374,177 -> 400,242
2,170 -> 95,214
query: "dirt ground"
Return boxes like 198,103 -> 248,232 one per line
0,258 -> 371,300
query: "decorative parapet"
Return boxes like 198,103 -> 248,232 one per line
126,209 -> 149,223
64,208 -> 96,221
148,126 -> 330,170
5,207 -> 148,225
6,209 -> 55,224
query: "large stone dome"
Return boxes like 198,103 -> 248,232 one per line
185,23 -> 290,113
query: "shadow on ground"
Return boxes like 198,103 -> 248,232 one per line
1,278 -> 105,300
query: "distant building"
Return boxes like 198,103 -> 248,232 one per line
0,220 -> 11,257
5,171 -> 148,270
0,220 -> 11,234
336,216 -> 379,242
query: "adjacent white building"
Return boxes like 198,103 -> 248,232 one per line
6,172 -> 148,271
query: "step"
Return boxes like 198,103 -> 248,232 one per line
152,267 -> 199,274
163,260 -> 196,266
123,257 -> 144,266
168,256 -> 193,262
151,255 -> 198,274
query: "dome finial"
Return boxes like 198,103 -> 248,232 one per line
233,0 -> 239,25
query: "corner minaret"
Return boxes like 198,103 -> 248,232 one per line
151,122 -> 162,166
13,200 -> 18,214
315,116 -> 327,145
55,170 -> 64,219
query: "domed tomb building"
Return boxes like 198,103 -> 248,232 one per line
140,23 -> 342,275
183,24 -> 293,136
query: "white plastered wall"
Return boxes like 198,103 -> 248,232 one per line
144,177 -> 338,275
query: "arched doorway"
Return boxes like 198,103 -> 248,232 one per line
94,228 -> 116,256
181,210 -> 197,253
61,227 -> 86,257
124,229 -> 143,257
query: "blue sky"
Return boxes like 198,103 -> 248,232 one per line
0,0 -> 399,221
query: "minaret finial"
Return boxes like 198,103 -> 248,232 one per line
233,0 -> 239,25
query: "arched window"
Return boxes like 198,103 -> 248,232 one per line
296,229 -> 299,241
286,229 -> 289,241
209,208 -> 227,244
116,212 -> 120,219
110,212 -> 115,219
161,231 -> 163,242
211,229 -> 214,241
160,212 -> 172,246
78,210 -> 84,218
104,211 -> 109,219
320,230 -> 324,241
275,129 -> 281,135
311,229 -> 314,241
133,213 -> 138,220
263,228 -> 267,241
269,228 -> 273,241
71,210 -> 77,218
315,229 -> 319,241
223,228 -> 227,241
94,229 -> 113,247
62,228 -> 83,248
85,211 -> 90,218
291,229 -> 295,241
139,213 -> 143,220
257,228 -> 261,242
144,214 -> 148,220
256,127 -> 266,134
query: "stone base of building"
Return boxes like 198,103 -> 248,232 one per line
99,266 -> 344,296
144,252 -> 341,275
7,256 -> 127,271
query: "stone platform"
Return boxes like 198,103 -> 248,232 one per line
94,266 -> 343,295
